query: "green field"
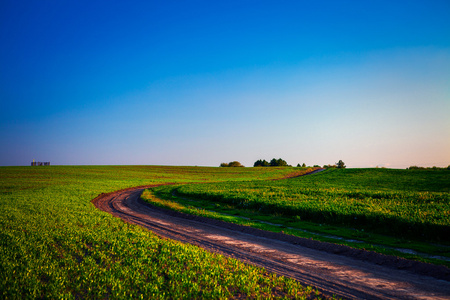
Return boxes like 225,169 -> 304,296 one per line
0,166 -> 328,299
144,168 -> 450,266
2,166 -> 449,299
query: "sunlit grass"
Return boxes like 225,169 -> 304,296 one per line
142,168 -> 450,266
175,168 -> 450,241
0,166 -> 330,299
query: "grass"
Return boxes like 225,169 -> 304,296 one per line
0,165 -> 331,299
142,168 -> 450,267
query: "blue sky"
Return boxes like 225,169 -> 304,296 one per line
1,1 -> 449,168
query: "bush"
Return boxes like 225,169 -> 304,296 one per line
220,161 -> 244,167
408,166 -> 422,170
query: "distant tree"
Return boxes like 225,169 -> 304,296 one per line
336,160 -> 346,169
254,159 -> 269,167
228,161 -> 244,167
255,158 -> 289,167
296,163 -> 301,167
270,158 -> 288,167
302,163 -> 306,168
407,166 -> 421,170
221,161 -> 244,167
407,165 -> 449,170
277,158 -> 287,166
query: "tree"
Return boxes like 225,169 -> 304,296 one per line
228,161 -> 244,167
255,158 -> 288,167
220,161 -> 244,167
270,158 -> 288,167
336,160 -> 346,169
254,159 -> 269,167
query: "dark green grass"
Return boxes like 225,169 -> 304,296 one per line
0,166 -> 330,299
144,168 -> 450,266
175,168 -> 450,242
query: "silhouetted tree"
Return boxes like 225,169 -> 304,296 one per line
254,158 -> 289,167
270,158 -> 288,167
336,160 -> 346,169
228,161 -> 244,167
254,159 -> 269,167
220,161 -> 244,167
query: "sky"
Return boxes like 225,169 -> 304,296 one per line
1,0 -> 449,168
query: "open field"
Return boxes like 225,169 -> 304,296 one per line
144,168 -> 450,266
102,185 -> 450,299
0,166 -> 328,299
2,166 -> 449,299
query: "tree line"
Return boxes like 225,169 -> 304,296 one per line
254,158 -> 288,167
220,159 -> 347,168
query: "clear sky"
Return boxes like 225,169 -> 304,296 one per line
1,1 -> 449,168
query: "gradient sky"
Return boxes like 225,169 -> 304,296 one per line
1,1 -> 449,168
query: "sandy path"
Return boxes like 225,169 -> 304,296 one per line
92,186 -> 450,300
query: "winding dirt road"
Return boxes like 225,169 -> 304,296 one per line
92,186 -> 450,299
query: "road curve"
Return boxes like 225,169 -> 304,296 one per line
92,186 -> 450,300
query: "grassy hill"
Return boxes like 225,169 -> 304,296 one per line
0,166 -> 323,299
144,168 -> 450,266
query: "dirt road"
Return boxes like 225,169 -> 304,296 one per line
92,186 -> 450,299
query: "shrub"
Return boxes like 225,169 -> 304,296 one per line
220,161 -> 244,167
